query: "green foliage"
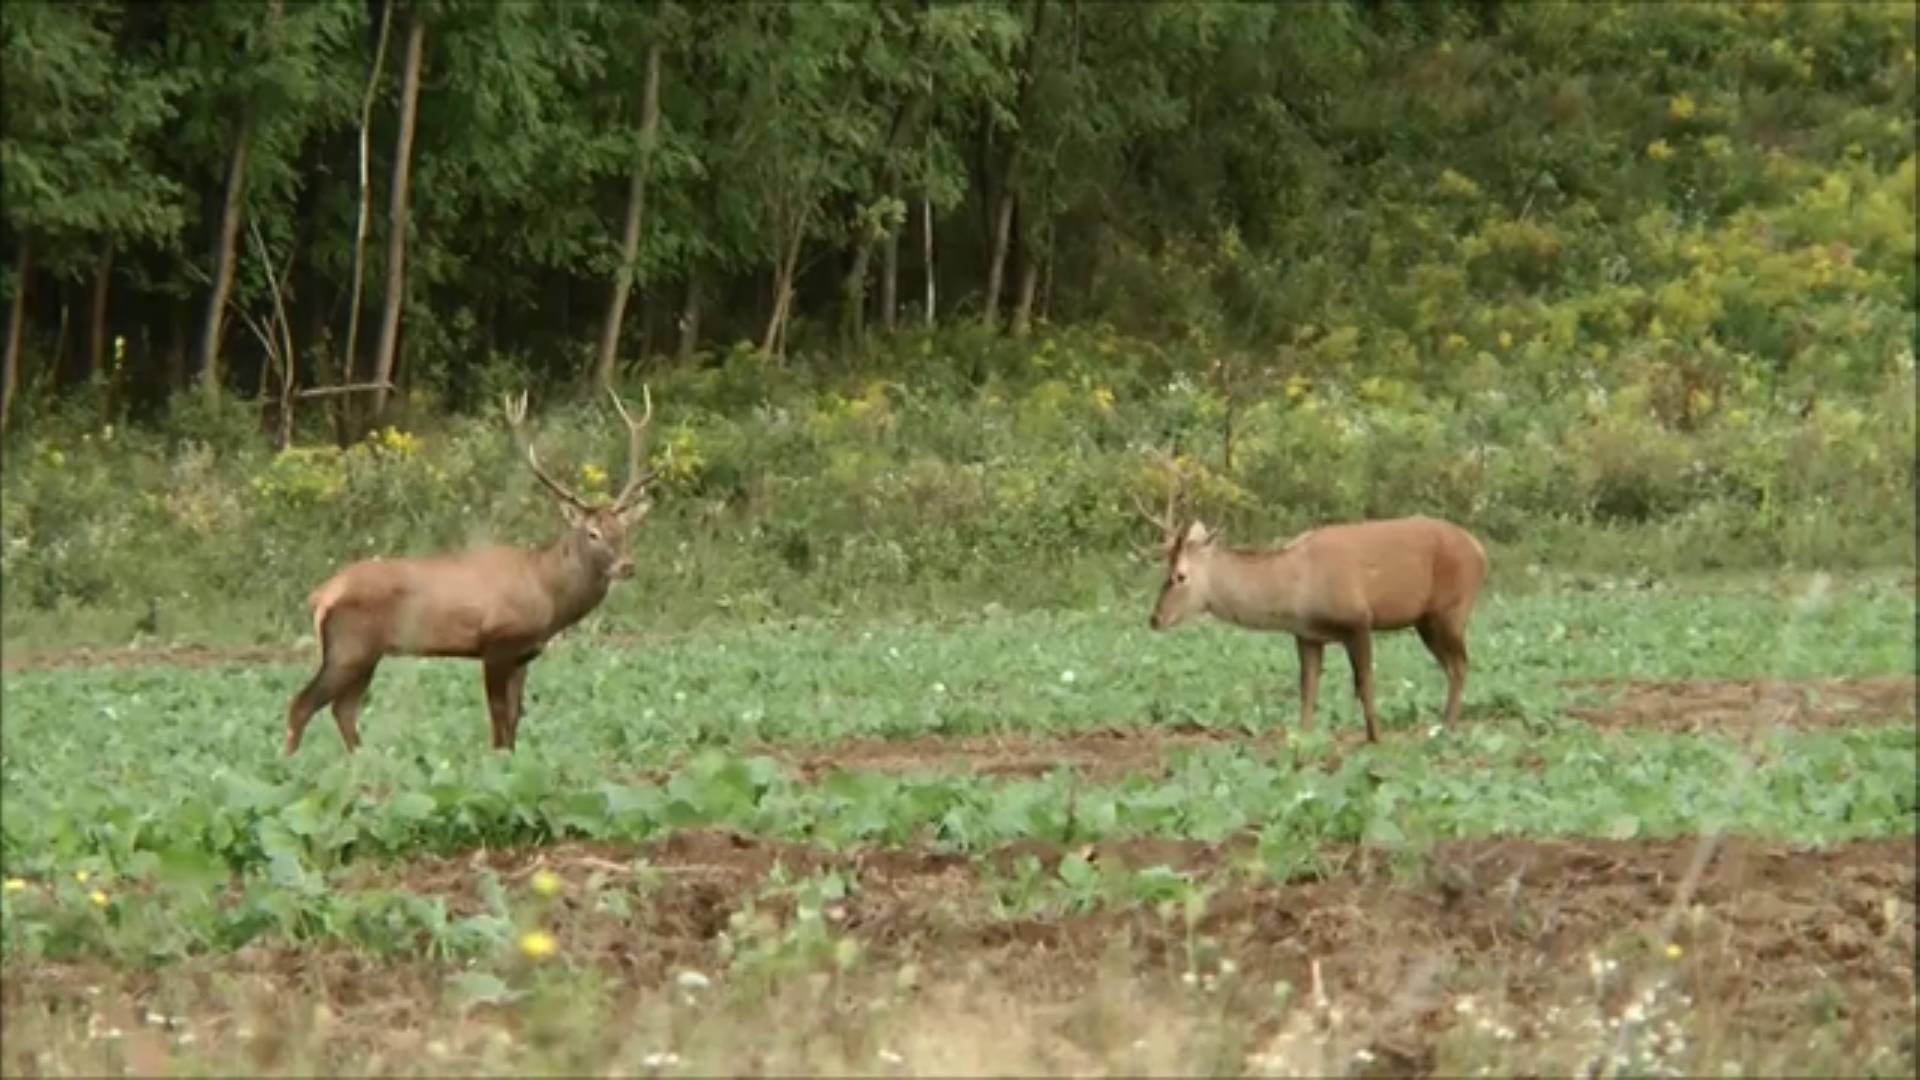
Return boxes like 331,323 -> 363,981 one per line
2,577 -> 1913,964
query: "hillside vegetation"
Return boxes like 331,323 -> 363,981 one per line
2,0 -> 1914,647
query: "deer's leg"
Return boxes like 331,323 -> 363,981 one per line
502,654 -> 537,751
286,652 -> 375,756
482,658 -> 515,751
1418,614 -> 1471,728
328,663 -> 379,754
1342,630 -> 1379,743
1294,636 -> 1324,732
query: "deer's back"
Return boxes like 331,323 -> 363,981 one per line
1294,516 -> 1485,629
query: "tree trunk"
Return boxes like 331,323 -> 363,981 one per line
880,210 -> 900,333
87,243 -> 114,383
165,298 -> 187,394
341,0 -> 393,409
0,239 -> 29,437
839,238 -> 873,349
1010,239 -> 1040,339
981,191 -> 1015,329
195,113 -> 253,398
594,41 -> 664,390
676,269 -> 702,363
369,6 -> 426,420
922,194 -> 935,328
762,225 -> 804,359
981,0 -> 1047,332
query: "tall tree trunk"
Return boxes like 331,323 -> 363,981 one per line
87,242 -> 114,383
195,113 -> 253,398
980,0 -> 1046,331
922,195 -> 935,328
341,0 -> 392,408
981,192 -> 1016,329
0,239 -> 29,437
839,237 -> 874,349
594,41 -> 665,390
676,269 -> 702,362
369,7 -> 426,421
762,222 -> 805,359
1010,237 -> 1040,338
165,298 -> 188,394
880,208 -> 900,333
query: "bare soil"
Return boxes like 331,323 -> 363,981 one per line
771,722 -> 1255,783
8,832 -> 1911,1075
0,643 -> 310,673
1563,675 -> 1916,734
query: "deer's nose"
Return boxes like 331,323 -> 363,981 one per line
611,558 -> 636,580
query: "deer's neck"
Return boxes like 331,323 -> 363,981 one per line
532,536 -> 612,633
1200,545 -> 1316,631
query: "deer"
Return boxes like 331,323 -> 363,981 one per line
283,386 -> 662,756
1133,464 -> 1488,743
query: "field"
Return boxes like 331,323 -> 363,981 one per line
1,570 -> 1914,1076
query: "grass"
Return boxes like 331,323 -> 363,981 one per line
2,572 -> 1914,1075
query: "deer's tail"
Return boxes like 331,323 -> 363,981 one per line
306,577 -> 350,658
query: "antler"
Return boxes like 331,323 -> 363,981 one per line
1131,451 -> 1186,559
607,383 -> 657,512
502,390 -> 592,512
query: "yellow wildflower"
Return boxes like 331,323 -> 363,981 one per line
73,869 -> 90,884
1436,168 -> 1482,200
1664,943 -> 1683,959
3,878 -> 25,893
529,869 -> 563,898
89,889 -> 108,907
579,463 -> 609,490
1497,331 -> 1513,349
1443,333 -> 1470,353
518,930 -> 558,960
1668,94 -> 1696,121
1089,386 -> 1115,413
1646,139 -> 1675,162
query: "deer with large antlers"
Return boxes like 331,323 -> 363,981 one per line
283,387 -> 662,755
1133,459 -> 1488,743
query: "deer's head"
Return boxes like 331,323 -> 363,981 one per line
1132,455 -> 1214,631
504,385 -> 662,582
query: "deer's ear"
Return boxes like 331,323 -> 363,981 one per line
1183,521 -> 1214,548
618,499 -> 652,528
558,501 -> 587,527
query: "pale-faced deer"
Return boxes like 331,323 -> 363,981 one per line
284,387 -> 661,755
1135,471 -> 1488,743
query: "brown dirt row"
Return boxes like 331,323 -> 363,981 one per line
1562,675 -> 1916,734
8,831 -> 1913,1075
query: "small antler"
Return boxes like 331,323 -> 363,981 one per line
607,383 -> 658,512
502,390 -> 591,512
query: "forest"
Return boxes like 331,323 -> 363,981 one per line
0,0 -> 1913,622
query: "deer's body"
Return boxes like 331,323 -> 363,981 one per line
284,388 -> 661,756
1142,507 -> 1486,742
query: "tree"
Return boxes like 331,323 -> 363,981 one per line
593,5 -> 670,390
367,1 -> 425,419
1,0 -> 182,433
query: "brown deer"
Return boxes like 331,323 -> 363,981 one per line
284,386 -> 662,755
1134,470 -> 1488,743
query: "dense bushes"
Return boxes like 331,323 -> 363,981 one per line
4,324 -> 1913,649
